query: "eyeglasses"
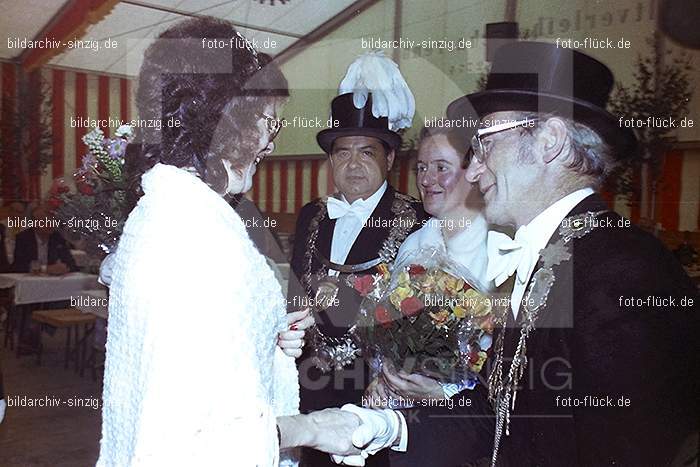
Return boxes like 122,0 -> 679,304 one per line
471,118 -> 538,163
261,113 -> 285,141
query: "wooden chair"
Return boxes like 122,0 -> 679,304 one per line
31,308 -> 96,376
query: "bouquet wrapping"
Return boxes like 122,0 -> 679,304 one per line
48,125 -> 132,256
352,247 -> 496,392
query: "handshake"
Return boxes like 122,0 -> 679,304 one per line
279,404 -> 404,466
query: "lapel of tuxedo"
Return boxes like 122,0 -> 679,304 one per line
316,204 -> 336,264
505,193 -> 609,358
344,185 -> 396,264
513,193 -> 608,317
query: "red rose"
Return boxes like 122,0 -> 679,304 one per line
375,305 -> 393,328
408,264 -> 426,277
77,181 -> 94,195
353,274 -> 374,296
76,179 -> 95,195
399,296 -> 424,317
50,178 -> 70,196
47,196 -> 63,210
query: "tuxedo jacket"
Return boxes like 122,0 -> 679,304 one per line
290,186 -> 425,467
289,185 -> 426,411
395,194 -> 699,467
11,228 -> 78,273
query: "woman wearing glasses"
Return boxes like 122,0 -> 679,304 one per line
365,121 -> 493,406
97,18 -> 360,466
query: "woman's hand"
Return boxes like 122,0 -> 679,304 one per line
277,309 -> 314,358
277,409 -> 362,455
381,363 -> 445,402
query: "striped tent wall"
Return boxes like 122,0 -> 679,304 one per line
247,155 -> 420,213
0,61 -> 133,202
1,60 -> 698,232
1,62 -> 18,202
253,152 -> 700,233
602,149 -> 700,232
44,67 -> 133,196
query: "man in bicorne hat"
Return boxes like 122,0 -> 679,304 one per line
338,41 -> 699,467
288,91 -> 426,466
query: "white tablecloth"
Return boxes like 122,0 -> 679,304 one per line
0,272 -> 99,305
74,289 -> 109,319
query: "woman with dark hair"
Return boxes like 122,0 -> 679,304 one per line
365,121 -> 492,407
97,18 -> 359,466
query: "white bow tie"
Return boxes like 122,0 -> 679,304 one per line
327,197 -> 373,220
486,228 -> 540,287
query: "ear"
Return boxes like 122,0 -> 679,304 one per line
539,117 -> 568,164
386,149 -> 396,171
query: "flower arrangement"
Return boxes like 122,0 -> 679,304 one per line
353,248 -> 495,386
48,125 -> 133,255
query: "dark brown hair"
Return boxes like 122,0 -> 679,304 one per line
418,121 -> 472,168
126,17 -> 288,198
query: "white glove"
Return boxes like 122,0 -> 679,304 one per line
330,452 -> 367,466
341,404 -> 401,455
0,398 -> 6,424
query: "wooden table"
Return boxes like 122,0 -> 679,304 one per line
0,273 -> 99,356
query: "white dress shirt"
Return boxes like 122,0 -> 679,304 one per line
329,181 -> 387,276
508,187 -> 594,318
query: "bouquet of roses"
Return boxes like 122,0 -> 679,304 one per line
48,125 -> 133,255
352,247 -> 496,388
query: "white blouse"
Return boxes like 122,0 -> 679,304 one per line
395,214 -> 492,291
97,164 -> 299,466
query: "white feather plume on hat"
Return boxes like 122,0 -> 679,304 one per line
338,50 -> 415,131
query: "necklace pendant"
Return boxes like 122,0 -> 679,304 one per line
539,239 -> 571,269
527,267 -> 555,314
314,275 -> 340,311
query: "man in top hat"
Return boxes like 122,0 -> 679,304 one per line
287,91 -> 426,466
336,41 -> 699,467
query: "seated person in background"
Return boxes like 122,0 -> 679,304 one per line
11,205 -> 77,274
0,224 -> 10,273
674,231 -> 698,266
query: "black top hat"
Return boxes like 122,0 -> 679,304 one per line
317,93 -> 401,154
447,41 -> 637,159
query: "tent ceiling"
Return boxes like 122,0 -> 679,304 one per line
2,0 -> 358,76
0,0 -> 71,60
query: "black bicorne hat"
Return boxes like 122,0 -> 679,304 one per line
447,41 -> 637,159
317,93 -> 401,154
